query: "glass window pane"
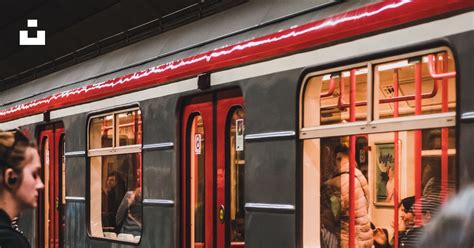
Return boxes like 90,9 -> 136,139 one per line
304,68 -> 368,127
229,108 -> 245,243
116,110 -> 142,146
41,137 -> 50,248
189,115 -> 205,246
318,130 -> 457,248
375,51 -> 456,119
89,153 -> 142,243
90,115 -> 113,149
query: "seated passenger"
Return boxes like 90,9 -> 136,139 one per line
395,195 -> 440,248
102,171 -> 126,228
116,187 -> 142,236
394,196 -> 418,247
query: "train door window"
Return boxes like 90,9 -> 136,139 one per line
228,108 -> 245,246
40,136 -> 50,248
301,48 -> 457,248
88,108 -> 142,243
189,114 -> 206,247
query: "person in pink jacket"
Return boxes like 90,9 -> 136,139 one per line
324,144 -> 373,248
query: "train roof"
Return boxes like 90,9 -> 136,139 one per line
0,0 -> 473,124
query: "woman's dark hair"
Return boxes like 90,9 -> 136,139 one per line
399,196 -> 416,212
334,144 -> 350,157
0,129 -> 34,184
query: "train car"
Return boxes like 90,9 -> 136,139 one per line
1,0 -> 474,247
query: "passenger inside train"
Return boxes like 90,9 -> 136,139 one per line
303,50 -> 457,248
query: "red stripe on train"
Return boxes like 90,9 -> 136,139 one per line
1,0 -> 473,122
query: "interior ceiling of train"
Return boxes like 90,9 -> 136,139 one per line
0,0 -> 246,91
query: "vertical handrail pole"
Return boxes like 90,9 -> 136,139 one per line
349,69 -> 356,248
338,75 -> 346,110
414,61 -> 422,226
441,53 -> 449,201
393,69 -> 400,248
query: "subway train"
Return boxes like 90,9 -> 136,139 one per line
1,0 -> 474,247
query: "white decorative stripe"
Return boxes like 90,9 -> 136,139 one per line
143,142 -> 174,150
143,199 -> 175,206
0,114 -> 43,130
65,151 -> 86,157
65,196 -> 85,201
245,131 -> 295,140
245,203 -> 295,212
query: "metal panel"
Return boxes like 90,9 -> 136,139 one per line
246,212 -> 295,248
143,149 -> 176,200
242,69 -> 300,134
63,113 -> 87,152
245,139 -> 296,204
64,202 -> 87,248
140,205 -> 175,248
65,156 -> 86,197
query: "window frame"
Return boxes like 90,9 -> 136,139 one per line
86,106 -> 143,244
300,46 -> 457,247
299,46 -> 455,140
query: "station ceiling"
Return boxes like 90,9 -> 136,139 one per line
0,0 -> 243,91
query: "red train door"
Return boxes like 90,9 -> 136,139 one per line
38,124 -> 65,248
182,90 -> 245,248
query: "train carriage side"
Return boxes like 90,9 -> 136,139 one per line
1,2 -> 473,248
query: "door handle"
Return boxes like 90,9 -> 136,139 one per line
219,205 -> 225,224
55,197 -> 59,209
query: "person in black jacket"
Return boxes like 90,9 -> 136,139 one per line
0,129 -> 44,248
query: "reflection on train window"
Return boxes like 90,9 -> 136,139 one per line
375,51 -> 456,119
88,108 -> 142,243
301,48 -> 457,248
229,108 -> 245,244
189,114 -> 205,247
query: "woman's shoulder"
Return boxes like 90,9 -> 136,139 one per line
0,226 -> 30,248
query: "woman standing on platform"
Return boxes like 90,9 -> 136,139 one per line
0,129 -> 44,248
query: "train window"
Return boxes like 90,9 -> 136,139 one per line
116,111 -> 142,146
301,48 -> 457,247
88,108 -> 142,243
303,67 -> 368,127
374,51 -> 456,119
229,108 -> 245,244
89,114 -> 113,149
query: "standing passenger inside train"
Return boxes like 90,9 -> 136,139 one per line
324,144 -> 373,248
0,129 -> 44,248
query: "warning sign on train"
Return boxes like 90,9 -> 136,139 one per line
195,133 -> 202,155
236,119 -> 244,151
